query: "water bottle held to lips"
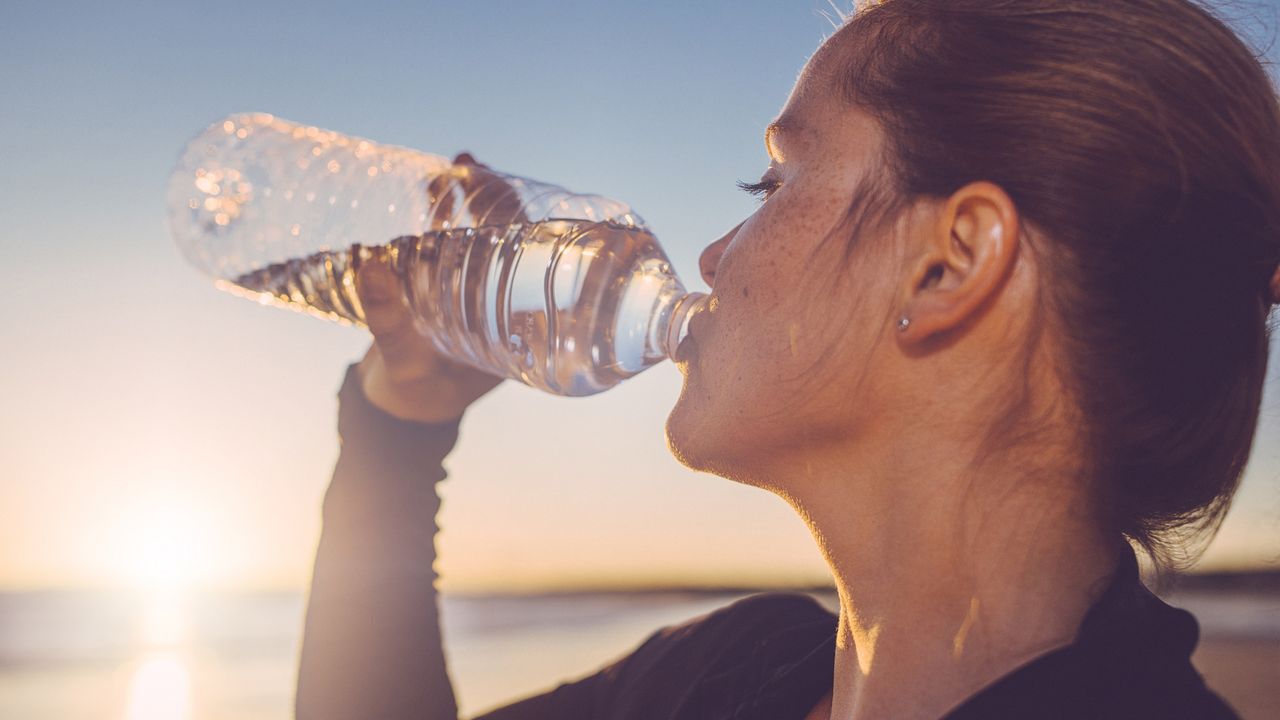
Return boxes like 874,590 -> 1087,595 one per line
167,113 -> 707,397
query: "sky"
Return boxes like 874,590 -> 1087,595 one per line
2,0 -> 1279,594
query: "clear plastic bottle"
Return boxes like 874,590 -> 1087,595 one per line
166,113 -> 706,396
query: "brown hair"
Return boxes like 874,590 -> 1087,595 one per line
834,0 -> 1280,570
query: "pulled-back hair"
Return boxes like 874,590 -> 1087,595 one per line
835,0 -> 1280,570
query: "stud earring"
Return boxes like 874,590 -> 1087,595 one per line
896,316 -> 911,332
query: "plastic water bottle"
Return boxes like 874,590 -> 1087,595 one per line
166,113 -> 707,396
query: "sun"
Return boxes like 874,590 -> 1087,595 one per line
105,494 -> 219,593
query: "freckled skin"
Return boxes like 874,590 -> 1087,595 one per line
665,44 -> 908,487
665,28 -> 1118,720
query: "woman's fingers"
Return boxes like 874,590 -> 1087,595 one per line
346,151 -> 516,422
354,258 -> 436,385
426,172 -> 459,230
425,152 -> 529,229
352,253 -> 503,423
456,158 -> 527,226
424,153 -> 478,231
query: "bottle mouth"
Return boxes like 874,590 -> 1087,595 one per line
663,292 -> 709,361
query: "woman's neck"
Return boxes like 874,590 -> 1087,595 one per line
786,439 -> 1119,720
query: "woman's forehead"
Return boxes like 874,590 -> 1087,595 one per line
777,77 -> 879,160
784,28 -> 863,120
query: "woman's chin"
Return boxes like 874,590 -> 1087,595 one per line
665,392 -> 740,477
664,395 -> 711,472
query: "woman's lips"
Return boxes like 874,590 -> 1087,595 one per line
674,314 -> 710,365
673,332 -> 697,364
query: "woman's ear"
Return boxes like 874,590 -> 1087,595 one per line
897,181 -> 1020,342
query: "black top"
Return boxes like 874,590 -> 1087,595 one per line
295,364 -> 1240,720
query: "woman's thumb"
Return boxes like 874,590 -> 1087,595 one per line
355,261 -> 415,345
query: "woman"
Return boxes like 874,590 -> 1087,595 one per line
296,1 -> 1280,718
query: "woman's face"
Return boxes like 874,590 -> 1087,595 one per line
666,38 -> 918,485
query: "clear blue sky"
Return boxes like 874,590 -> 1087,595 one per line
2,0 -> 1279,591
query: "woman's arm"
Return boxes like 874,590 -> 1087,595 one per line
295,154 -> 509,719
296,361 -> 614,720
295,362 -> 464,720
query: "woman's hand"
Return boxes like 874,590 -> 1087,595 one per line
354,153 -> 517,423
354,260 -> 502,423
425,151 -> 528,228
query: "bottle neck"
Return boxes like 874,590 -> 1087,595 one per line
655,291 -> 708,362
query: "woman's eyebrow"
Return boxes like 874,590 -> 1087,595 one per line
765,120 -> 796,162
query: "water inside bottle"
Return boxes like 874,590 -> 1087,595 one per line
226,219 -> 690,396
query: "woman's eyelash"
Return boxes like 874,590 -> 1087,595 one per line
736,178 -> 782,201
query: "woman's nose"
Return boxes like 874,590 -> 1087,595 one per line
699,221 -> 742,288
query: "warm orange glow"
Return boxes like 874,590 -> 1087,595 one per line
103,497 -> 219,593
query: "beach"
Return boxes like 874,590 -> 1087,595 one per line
0,585 -> 1275,719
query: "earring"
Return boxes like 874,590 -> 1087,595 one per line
896,316 -> 911,332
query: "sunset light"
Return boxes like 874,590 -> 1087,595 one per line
3,1 -> 1279,718
105,497 -> 219,593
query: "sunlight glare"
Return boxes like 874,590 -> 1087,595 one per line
106,496 -> 219,593
123,654 -> 192,720
139,588 -> 188,647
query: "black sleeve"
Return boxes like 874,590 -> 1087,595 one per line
294,363 -> 834,720
472,593 -> 836,720
295,363 -> 464,720
294,363 -> 626,720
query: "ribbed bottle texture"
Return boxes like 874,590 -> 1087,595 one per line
168,113 -> 705,396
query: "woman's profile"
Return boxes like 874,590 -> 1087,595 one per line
294,1 -> 1280,718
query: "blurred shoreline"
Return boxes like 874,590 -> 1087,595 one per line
444,566 -> 1280,597
1,576 -> 1276,718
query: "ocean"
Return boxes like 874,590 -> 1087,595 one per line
1,587 -> 1276,719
